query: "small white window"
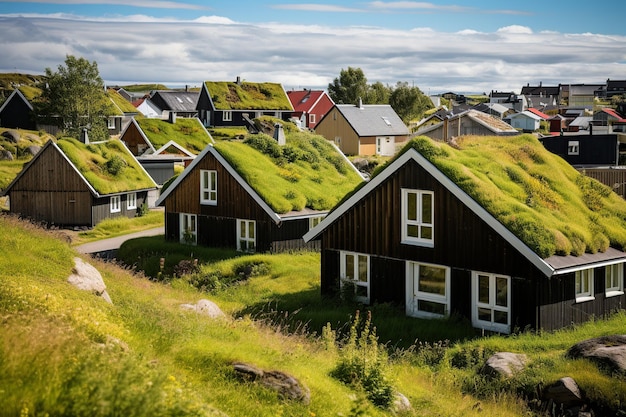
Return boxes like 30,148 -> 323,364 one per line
110,195 -> 121,213
606,263 -> 624,297
406,262 -> 450,318
200,170 -> 217,205
401,189 -> 434,247
107,117 -> 115,129
575,268 -> 594,302
237,219 -> 256,252
567,141 -> 579,155
309,216 -> 324,230
340,251 -> 370,304
309,113 -> 316,124
472,272 -> 511,334
274,111 -> 281,118
223,111 -> 232,122
127,192 -> 137,210
180,213 -> 197,245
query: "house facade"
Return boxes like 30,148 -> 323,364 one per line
504,111 -> 542,132
314,103 -> 410,156
286,89 -> 334,130
150,90 -> 199,119
0,89 -> 37,130
415,109 -> 518,141
305,137 -> 626,333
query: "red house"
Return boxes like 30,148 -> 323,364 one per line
287,89 -> 334,130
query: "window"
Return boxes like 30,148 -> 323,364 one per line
127,192 -> 137,210
309,216 -> 324,230
401,189 -> 434,246
567,141 -> 579,155
110,195 -> 121,213
200,170 -> 217,205
237,219 -> 256,252
180,213 -> 197,245
472,272 -> 511,334
406,262 -> 450,318
107,117 -> 115,129
606,263 -> 624,297
575,268 -> 594,302
340,251 -> 370,303
223,111 -> 232,122
309,113 -> 316,124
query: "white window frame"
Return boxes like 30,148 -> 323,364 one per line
200,170 -> 217,205
309,113 -> 316,124
237,219 -> 256,252
223,110 -> 232,122
401,189 -> 434,247
471,271 -> 511,334
309,215 -> 324,230
567,140 -> 579,155
606,263 -> 624,297
110,195 -> 121,213
575,268 -> 595,302
340,251 -> 370,304
107,117 -> 116,129
126,192 -> 137,210
406,261 -> 450,319
180,213 -> 197,245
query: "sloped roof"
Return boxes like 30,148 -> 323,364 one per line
527,108 -> 550,120
203,81 -> 293,111
156,133 -> 364,217
598,108 -> 626,122
334,104 -> 410,136
135,117 -> 214,155
305,135 -> 626,275
151,91 -> 199,112
287,89 -> 331,113
107,88 -> 138,115
507,110 -> 542,121
417,109 -> 518,136
0,88 -> 33,113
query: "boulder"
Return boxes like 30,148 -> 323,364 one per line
479,352 -> 527,378
25,145 -> 41,156
1,129 -> 20,143
67,257 -> 112,303
567,335 -> 626,374
233,362 -> 310,404
392,392 -> 412,413
0,150 -> 13,161
180,299 -> 225,319
543,377 -> 584,407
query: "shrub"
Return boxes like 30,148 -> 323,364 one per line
105,155 -> 126,176
173,259 -> 200,277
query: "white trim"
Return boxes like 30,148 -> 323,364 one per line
340,251 -> 370,304
471,271 -> 511,334
127,192 -> 137,210
0,88 -> 34,113
223,110 -> 232,122
605,262 -> 624,297
120,118 -> 157,155
110,195 -> 121,213
237,219 -> 256,252
575,268 -> 595,303
405,261 -> 450,319
200,169 -> 217,205
401,188 -> 434,247
180,213 -> 197,245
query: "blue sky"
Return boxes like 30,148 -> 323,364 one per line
1,1 -> 625,94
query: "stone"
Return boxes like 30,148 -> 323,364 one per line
567,335 -> 626,374
543,377 -> 584,407
233,362 -> 311,404
25,145 -> 41,156
67,257 -> 112,303
479,352 -> 527,378
392,392 -> 412,413
1,129 -> 20,143
180,299 -> 225,319
0,150 -> 13,161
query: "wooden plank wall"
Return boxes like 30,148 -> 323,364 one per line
580,168 -> 626,199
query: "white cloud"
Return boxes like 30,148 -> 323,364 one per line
5,0 -> 208,10
270,4 -> 362,13
497,25 -> 533,34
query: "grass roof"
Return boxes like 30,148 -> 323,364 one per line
107,88 -> 138,114
204,81 -> 292,111
404,134 -> 626,258
213,132 -> 363,213
57,137 -> 155,195
137,118 -> 212,155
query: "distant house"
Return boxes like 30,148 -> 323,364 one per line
286,89 -> 334,130
504,110 -> 542,132
119,117 -> 214,185
304,135 -> 626,333
132,96 -> 162,118
196,77 -> 293,129
415,109 -> 518,141
472,102 -> 510,119
2,138 -> 157,227
593,108 -> 626,133
0,89 -> 36,130
314,102 -> 410,156
489,91 -> 526,112
520,82 -> 560,108
150,90 -> 199,119
155,133 -> 363,252
606,79 -> 626,99
566,84 -> 604,109
106,88 -> 139,135
526,107 -> 551,121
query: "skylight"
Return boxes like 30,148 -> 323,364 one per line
382,116 -> 391,126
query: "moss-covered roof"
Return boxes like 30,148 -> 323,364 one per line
204,81 -> 293,111
137,118 -> 213,155
57,137 -> 155,195
107,88 -> 138,114
213,132 -> 363,213
404,135 -> 626,258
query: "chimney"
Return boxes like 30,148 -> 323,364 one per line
236,76 -> 241,85
273,123 -> 286,146
169,111 -> 177,124
358,97 -> 363,109
80,127 -> 89,144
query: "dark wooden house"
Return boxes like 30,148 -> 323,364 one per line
2,138 -> 157,227
155,134 -> 363,252
0,89 -> 36,130
304,135 -> 626,333
196,77 -> 293,129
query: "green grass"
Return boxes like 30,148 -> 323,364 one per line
405,135 -> 626,257
107,88 -> 138,114
0,128 -> 55,190
137,118 -> 213,154
73,209 -> 164,245
204,81 -> 292,110
57,137 -> 156,195
208,126 -> 248,140
4,215 -> 626,416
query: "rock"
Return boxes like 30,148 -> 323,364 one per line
392,392 -> 412,413
479,352 -> 527,378
233,362 -> 311,404
2,129 -> 20,143
543,377 -> 584,407
0,150 -> 13,161
180,299 -> 225,318
67,257 -> 112,303
567,335 -> 626,374
25,145 -> 41,156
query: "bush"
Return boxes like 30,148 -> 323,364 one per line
105,155 -> 126,176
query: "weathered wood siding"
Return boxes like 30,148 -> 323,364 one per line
540,134 -> 618,166
120,122 -> 150,156
91,191 -> 147,226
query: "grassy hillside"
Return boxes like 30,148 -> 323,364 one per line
2,215 -> 626,416
0,128 -> 55,191
137,118 -> 213,154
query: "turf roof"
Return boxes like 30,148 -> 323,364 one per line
404,134 -> 626,258
204,81 -> 293,111
136,118 -> 213,155
213,132 -> 363,214
57,137 -> 155,195
107,88 -> 138,114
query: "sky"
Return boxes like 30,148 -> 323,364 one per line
1,0 -> 625,95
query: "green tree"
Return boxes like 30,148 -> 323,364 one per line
389,81 -> 433,124
38,55 -> 111,141
328,67 -> 369,105
364,81 -> 391,104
